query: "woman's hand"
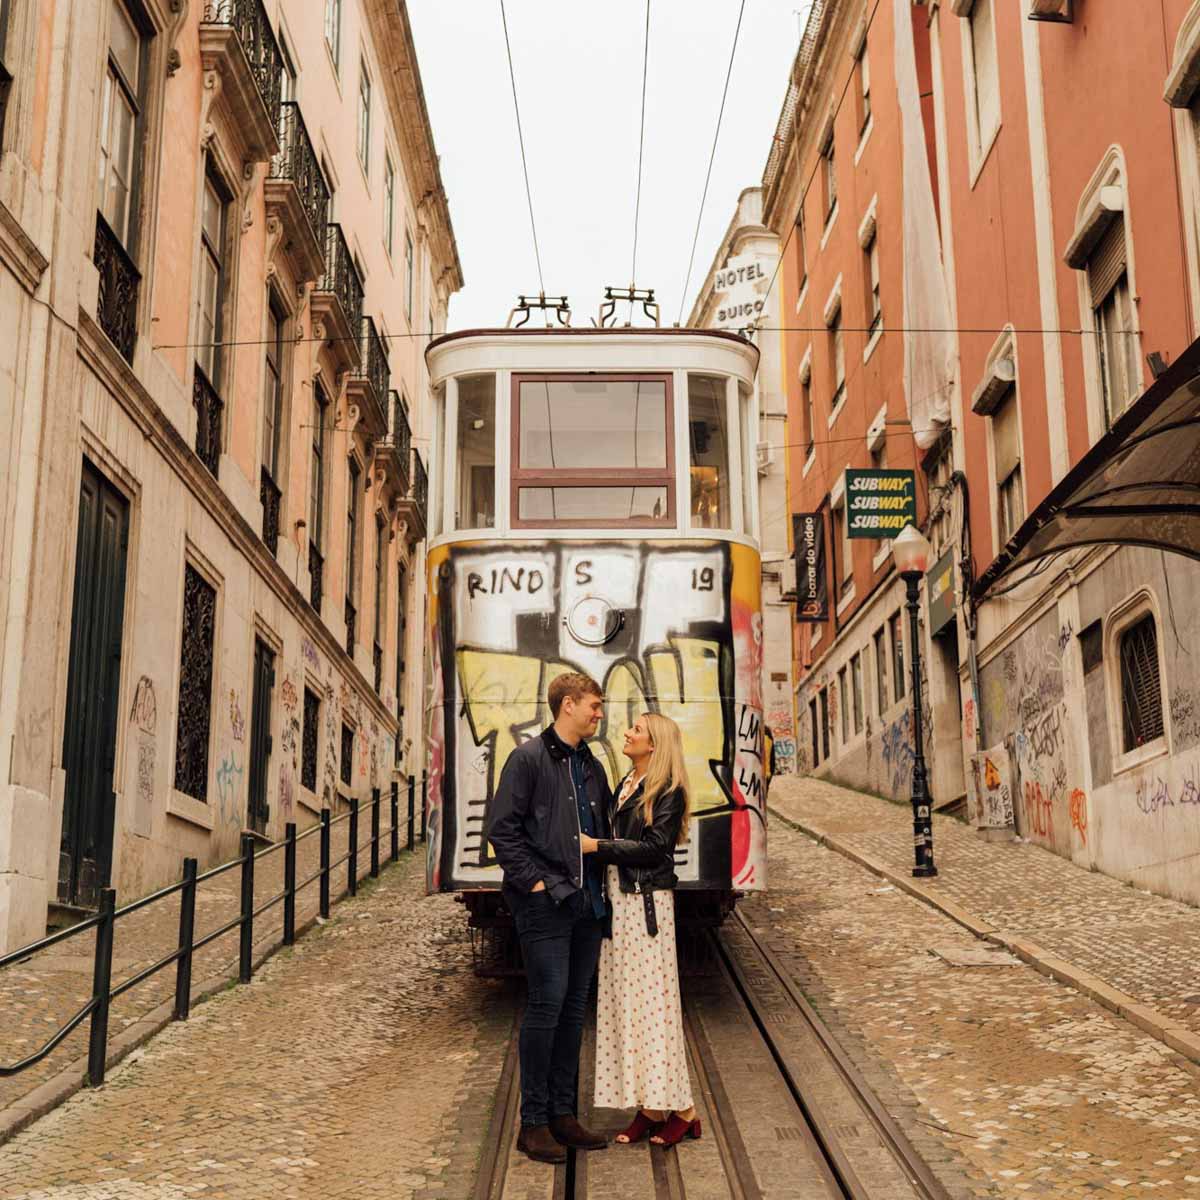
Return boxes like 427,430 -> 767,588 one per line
580,834 -> 600,854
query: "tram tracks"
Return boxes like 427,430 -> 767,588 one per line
474,914 -> 950,1200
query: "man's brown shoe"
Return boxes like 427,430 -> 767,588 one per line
550,1115 -> 608,1150
517,1124 -> 567,1164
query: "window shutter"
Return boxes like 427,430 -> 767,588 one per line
992,389 -> 1020,482
1088,217 -> 1127,304
1120,615 -> 1164,750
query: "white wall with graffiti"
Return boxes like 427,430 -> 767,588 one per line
425,539 -> 767,894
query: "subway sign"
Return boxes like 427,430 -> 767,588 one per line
845,469 -> 917,539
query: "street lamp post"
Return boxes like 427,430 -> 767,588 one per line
892,523 -> 938,878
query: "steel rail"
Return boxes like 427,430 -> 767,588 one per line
0,914 -> 103,971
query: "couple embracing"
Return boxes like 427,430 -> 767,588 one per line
488,672 -> 701,1165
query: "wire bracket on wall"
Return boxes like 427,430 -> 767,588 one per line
507,293 -> 572,328
596,285 -> 659,328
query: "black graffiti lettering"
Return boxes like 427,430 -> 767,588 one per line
692,567 -> 715,592
575,560 -> 593,585
468,565 -> 548,597
467,572 -> 485,600
737,706 -> 761,754
529,569 -> 545,594
500,567 -> 525,592
738,767 -> 762,800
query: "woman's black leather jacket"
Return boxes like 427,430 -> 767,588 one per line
592,777 -> 685,895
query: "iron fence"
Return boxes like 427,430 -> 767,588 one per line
308,540 -> 323,613
356,316 -> 390,407
269,101 -> 329,249
318,223 -> 364,334
0,780 -> 427,1089
260,466 -> 281,555
202,0 -> 282,136
94,211 -> 140,364
411,447 -> 427,514
193,366 -> 223,478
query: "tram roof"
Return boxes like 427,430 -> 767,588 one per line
425,325 -> 760,362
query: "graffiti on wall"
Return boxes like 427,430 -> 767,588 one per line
426,541 -> 766,893
968,744 -> 1014,829
766,696 -> 796,776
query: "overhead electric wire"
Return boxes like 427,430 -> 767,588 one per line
629,0 -> 652,323
499,0 -> 546,302
677,0 -> 747,326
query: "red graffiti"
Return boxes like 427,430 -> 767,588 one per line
1069,788 -> 1087,845
1023,780 -> 1054,841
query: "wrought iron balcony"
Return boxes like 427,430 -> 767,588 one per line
94,211 -> 140,364
311,224 -> 363,373
192,365 -> 223,478
266,101 -> 329,284
373,390 -> 411,498
346,316 -> 389,436
392,442 -> 426,543
200,0 -> 282,161
411,448 -> 428,516
309,541 -> 323,614
345,597 -> 357,657
373,642 -> 383,695
260,466 -> 281,556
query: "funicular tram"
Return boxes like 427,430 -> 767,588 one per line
422,296 -> 768,974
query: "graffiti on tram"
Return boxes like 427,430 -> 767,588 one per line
425,541 -> 766,894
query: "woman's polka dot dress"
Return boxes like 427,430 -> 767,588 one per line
593,774 -> 694,1113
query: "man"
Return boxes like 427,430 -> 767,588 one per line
488,672 -> 612,1165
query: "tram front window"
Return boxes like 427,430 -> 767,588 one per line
688,375 -> 731,529
455,374 -> 495,529
513,375 -> 674,527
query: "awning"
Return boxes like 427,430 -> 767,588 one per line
975,336 -> 1200,598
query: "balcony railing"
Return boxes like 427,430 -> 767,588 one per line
309,541 -> 323,614
94,212 -> 140,364
202,0 -> 282,138
362,317 -> 390,402
267,101 -> 329,273
345,597 -> 356,657
411,448 -> 428,517
373,642 -> 383,694
318,223 -> 364,336
193,366 -> 224,478
260,466 -> 281,556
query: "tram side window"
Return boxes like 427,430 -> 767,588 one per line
688,375 -> 731,529
513,375 -> 672,526
455,374 -> 496,530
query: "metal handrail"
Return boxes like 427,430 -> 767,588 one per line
0,781 -> 422,1087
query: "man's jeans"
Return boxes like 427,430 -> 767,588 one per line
505,886 -> 604,1129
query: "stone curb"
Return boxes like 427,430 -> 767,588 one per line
766,803 -> 1200,1069
0,850 -> 417,1149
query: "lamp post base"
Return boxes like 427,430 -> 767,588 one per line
912,864 -> 939,878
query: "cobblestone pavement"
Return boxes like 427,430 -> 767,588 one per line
0,845 -> 514,1199
0,804 -> 396,1121
752,790 -> 1200,1197
770,776 -> 1200,1038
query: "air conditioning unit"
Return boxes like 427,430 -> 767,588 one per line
1029,0 -> 1072,22
779,558 -> 797,599
756,441 -> 775,475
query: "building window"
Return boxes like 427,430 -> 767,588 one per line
795,207 -> 808,293
404,230 -> 414,317
809,697 -> 820,767
689,375 -> 731,530
280,35 -> 298,104
965,0 -> 1000,158
456,374 -> 497,529
324,0 -> 341,70
513,374 -> 674,527
819,688 -> 830,760
340,721 -> 354,787
851,652 -> 864,735
196,164 -> 229,385
874,626 -> 888,713
801,372 -> 814,458
384,153 -> 395,255
1119,615 -> 1164,752
98,0 -> 143,249
890,610 -> 906,700
838,667 -> 850,745
829,306 -> 846,413
863,232 -> 881,336
395,563 -> 408,703
174,564 -> 217,802
374,517 -> 386,690
302,687 -> 320,792
856,43 -> 871,134
310,382 -> 327,547
832,495 -> 851,596
992,386 -> 1024,545
821,130 -> 837,221
357,58 -> 371,175
346,457 -> 360,646
923,433 -> 953,555
262,295 -> 284,481
1089,220 -> 1139,428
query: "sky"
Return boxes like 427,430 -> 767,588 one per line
407,1 -> 813,332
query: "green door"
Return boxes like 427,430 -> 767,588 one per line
59,460 -> 129,908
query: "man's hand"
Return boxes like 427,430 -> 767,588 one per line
580,834 -> 600,854
531,880 -> 546,893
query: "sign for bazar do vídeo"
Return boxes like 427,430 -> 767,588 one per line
845,469 -> 917,539
792,512 -> 828,623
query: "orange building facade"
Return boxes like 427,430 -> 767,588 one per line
770,0 -> 1200,906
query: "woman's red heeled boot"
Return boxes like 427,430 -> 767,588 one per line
650,1113 -> 702,1146
615,1110 -> 662,1144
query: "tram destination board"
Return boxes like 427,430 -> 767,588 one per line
846,468 -> 916,539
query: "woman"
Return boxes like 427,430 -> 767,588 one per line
580,712 -> 701,1148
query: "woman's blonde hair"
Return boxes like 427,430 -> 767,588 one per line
637,713 -> 691,845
